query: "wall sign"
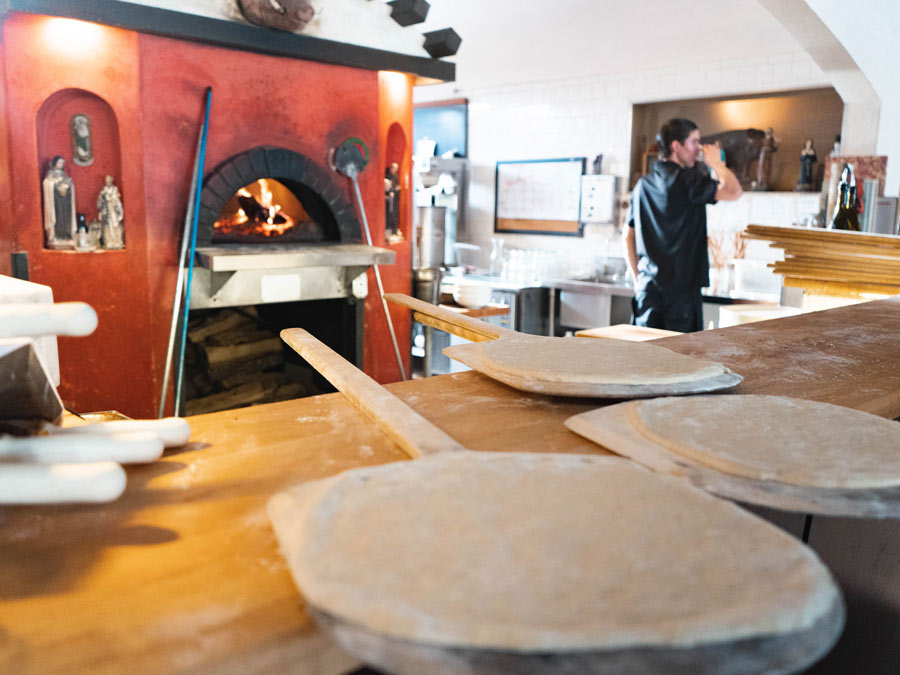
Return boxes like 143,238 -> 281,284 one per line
495,157 -> 585,236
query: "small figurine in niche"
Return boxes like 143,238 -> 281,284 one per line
384,162 -> 402,241
75,213 -> 94,252
795,139 -> 818,192
752,127 -> 778,191
71,114 -> 94,167
97,175 -> 125,249
42,155 -> 77,249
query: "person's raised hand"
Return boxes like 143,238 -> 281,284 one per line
701,143 -> 724,169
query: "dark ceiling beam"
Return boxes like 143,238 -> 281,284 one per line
2,0 -> 455,82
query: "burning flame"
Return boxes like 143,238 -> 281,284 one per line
214,179 -> 297,237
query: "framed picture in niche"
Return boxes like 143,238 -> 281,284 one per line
71,113 -> 94,167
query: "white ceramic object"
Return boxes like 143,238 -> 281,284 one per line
453,283 -> 492,310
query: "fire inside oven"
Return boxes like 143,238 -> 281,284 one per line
212,178 -> 335,244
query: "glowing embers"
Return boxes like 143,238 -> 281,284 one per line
214,179 -> 312,240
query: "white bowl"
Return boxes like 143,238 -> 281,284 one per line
453,284 -> 491,309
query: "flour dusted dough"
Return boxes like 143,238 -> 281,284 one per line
479,335 -> 725,384
629,395 -> 900,489
269,452 -> 838,651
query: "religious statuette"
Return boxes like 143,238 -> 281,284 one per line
97,175 -> 125,249
42,155 -> 77,249
795,139 -> 818,192
752,127 -> 778,191
71,114 -> 94,167
384,162 -> 401,240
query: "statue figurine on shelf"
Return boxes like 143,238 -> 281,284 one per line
97,175 -> 125,249
795,139 -> 818,192
752,127 -> 778,191
42,155 -> 77,249
384,162 -> 401,239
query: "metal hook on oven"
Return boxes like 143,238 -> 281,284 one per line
331,137 -> 407,381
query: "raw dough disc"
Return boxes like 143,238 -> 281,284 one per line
269,452 -> 838,651
479,335 -> 726,385
628,395 -> 900,489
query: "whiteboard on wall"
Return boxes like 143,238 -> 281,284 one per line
495,158 -> 585,235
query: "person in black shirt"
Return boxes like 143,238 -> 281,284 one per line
624,118 -> 742,332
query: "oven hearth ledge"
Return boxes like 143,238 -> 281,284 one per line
188,244 -> 394,309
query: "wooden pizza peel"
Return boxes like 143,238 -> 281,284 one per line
273,327 -> 842,675
0,301 -> 191,504
385,294 -> 742,397
566,399 -> 900,518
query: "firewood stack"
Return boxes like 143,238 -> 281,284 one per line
184,309 -> 312,416
742,224 -> 900,297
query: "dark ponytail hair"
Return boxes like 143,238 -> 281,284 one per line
656,118 -> 698,159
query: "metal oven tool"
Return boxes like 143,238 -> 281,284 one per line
159,87 -> 212,418
331,137 -> 407,381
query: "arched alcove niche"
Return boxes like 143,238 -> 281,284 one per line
385,121 -> 409,240
36,88 -> 124,244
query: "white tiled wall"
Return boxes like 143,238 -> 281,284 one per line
415,50 -> 830,270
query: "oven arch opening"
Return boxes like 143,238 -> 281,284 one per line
196,146 -> 361,246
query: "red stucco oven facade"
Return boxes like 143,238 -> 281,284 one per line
0,7 -> 446,417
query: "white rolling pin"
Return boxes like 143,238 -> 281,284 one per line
0,462 -> 126,504
0,432 -> 165,464
0,301 -> 98,338
52,417 -> 192,448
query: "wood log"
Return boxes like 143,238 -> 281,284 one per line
206,329 -> 276,348
219,371 -> 288,391
207,352 -> 284,384
204,337 -> 283,367
188,311 -> 255,343
184,381 -> 276,417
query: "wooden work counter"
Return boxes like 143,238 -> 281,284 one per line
2,297 -> 900,673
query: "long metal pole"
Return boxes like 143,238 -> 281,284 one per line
158,87 -> 212,418
174,88 -> 213,415
347,165 -> 407,381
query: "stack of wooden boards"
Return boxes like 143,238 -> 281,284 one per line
743,224 -> 900,297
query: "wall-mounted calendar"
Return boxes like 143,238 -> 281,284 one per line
495,157 -> 585,236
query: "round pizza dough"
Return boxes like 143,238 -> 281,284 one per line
268,452 -> 838,651
478,335 -> 726,385
629,395 -> 900,488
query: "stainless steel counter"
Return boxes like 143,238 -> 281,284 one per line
540,277 -> 635,297
442,274 -> 779,335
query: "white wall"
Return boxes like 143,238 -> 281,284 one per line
805,0 -> 900,196
415,51 -> 828,267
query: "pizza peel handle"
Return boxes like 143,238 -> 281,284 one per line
0,301 -> 98,338
384,293 -> 515,342
280,328 -> 466,458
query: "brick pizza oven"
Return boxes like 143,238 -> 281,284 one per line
0,1 -> 454,417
